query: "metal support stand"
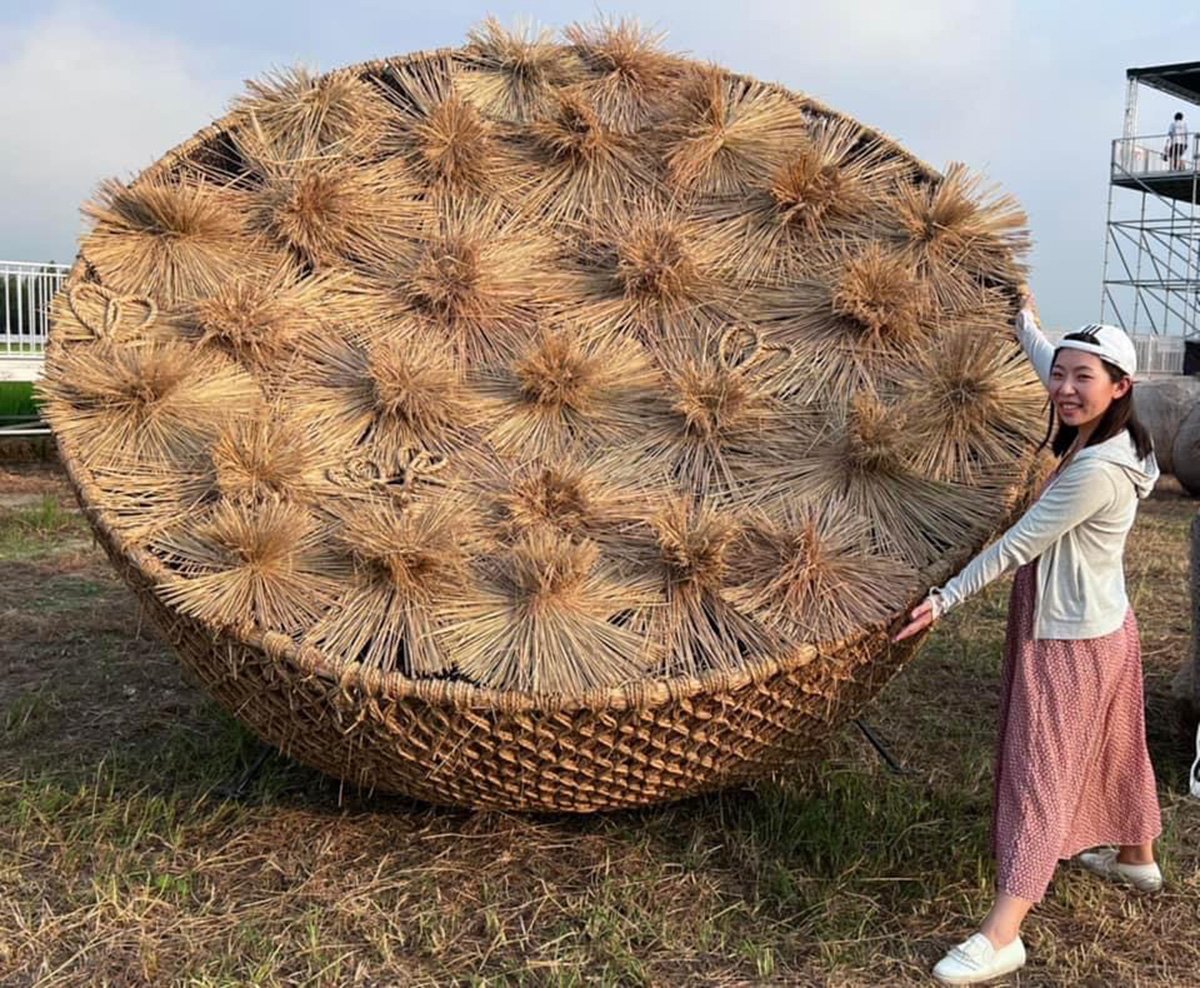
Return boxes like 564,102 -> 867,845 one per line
853,719 -> 909,775
214,743 -> 275,801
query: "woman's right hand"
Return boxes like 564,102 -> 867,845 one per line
1011,283 -> 1037,341
892,598 -> 936,642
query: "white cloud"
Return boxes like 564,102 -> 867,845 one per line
0,3 -> 239,263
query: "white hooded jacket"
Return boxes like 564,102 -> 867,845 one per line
928,310 -> 1160,639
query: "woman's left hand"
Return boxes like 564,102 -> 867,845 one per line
893,598 -> 936,642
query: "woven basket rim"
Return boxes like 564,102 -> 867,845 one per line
50,40 -> 1019,714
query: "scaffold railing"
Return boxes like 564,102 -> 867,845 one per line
1112,132 -> 1200,177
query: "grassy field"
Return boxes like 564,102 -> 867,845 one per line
0,382 -> 38,419
1,458 -> 1197,987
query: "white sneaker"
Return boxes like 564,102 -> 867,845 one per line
1077,847 -> 1163,892
932,932 -> 1026,985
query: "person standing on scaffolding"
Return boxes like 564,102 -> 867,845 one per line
1165,111 -> 1188,170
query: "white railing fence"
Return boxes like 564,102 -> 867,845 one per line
1,259 -> 71,355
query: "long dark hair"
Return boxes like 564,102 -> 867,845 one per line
1037,331 -> 1154,460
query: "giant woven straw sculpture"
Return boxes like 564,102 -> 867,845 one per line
42,21 -> 1045,811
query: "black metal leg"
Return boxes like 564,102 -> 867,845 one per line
854,719 -> 909,775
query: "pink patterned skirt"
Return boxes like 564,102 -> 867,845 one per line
991,559 -> 1162,903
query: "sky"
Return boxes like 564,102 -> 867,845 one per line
1,0 -> 1197,330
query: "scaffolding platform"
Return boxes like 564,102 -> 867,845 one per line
1102,61 -> 1200,342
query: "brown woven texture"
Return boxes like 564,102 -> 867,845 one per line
42,25 -> 1044,811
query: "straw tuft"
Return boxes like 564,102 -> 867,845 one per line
898,326 -> 1045,483
374,59 -> 510,196
154,500 -> 341,634
39,341 -> 259,465
460,18 -> 578,123
731,499 -> 918,643
482,327 -> 661,457
286,329 -> 484,464
831,243 -> 930,346
307,497 -> 480,674
441,529 -> 657,693
210,415 -> 325,505
234,65 -> 389,161
250,158 -> 424,270
564,19 -> 681,130
81,178 -> 269,306
893,164 -> 1030,308
666,66 -> 807,195
640,496 -> 776,677
525,91 -> 653,224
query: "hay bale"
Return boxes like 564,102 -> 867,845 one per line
1174,401 -> 1200,496
1134,378 -> 1200,476
40,21 -> 1044,811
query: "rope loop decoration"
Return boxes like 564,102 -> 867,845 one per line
716,324 -> 794,384
67,283 -> 158,342
326,447 -> 451,505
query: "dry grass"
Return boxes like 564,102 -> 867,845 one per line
1,459 -> 1197,986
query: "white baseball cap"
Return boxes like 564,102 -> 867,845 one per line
1055,323 -> 1137,378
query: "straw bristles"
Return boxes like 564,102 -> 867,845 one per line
374,59 -> 514,196
575,207 -> 737,339
87,462 -> 217,544
665,67 -> 808,196
182,263 -> 358,370
154,500 -> 342,634
459,18 -> 579,123
364,202 -> 562,364
285,329 -> 487,465
81,178 -> 273,307
898,328 -> 1045,483
564,19 -> 682,131
307,497 -> 481,674
653,496 -> 737,593
233,65 -> 390,161
634,345 -> 793,498
481,327 -> 662,457
523,90 -> 656,225
705,118 -> 906,280
439,530 -> 658,692
757,392 -> 1002,568
729,498 -> 918,643
210,415 -> 328,505
409,95 -> 501,193
249,157 -> 426,270
831,243 -> 931,347
482,456 -> 654,560
39,342 -> 260,466
892,164 -> 1029,309
637,496 -> 777,677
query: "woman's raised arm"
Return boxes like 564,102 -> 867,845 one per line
1014,287 -> 1055,390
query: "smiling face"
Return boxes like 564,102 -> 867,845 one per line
1049,348 -> 1131,433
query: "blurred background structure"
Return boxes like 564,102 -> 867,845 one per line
1103,60 -> 1200,372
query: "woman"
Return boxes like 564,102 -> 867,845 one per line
893,292 -> 1163,985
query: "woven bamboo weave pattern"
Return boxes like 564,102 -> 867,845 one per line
41,22 -> 1044,811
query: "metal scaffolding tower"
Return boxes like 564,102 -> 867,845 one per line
1102,61 -> 1200,341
